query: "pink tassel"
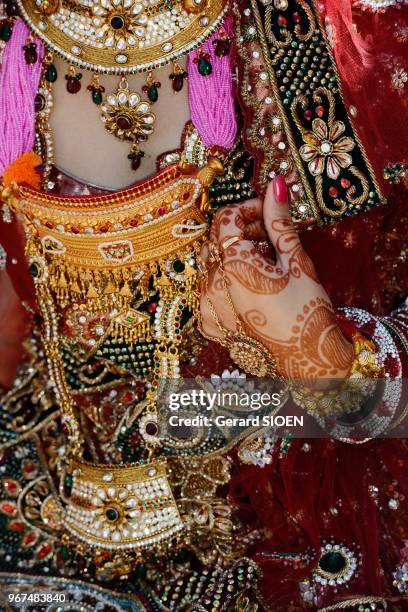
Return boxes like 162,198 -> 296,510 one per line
188,18 -> 237,150
0,20 -> 44,176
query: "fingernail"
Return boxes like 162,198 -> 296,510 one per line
273,175 -> 287,204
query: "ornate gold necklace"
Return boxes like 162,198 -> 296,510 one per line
17,0 -> 227,74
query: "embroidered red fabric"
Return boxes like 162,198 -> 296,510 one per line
229,3 -> 408,608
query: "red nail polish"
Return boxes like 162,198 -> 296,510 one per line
273,175 -> 287,204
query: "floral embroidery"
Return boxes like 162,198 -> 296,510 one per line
299,119 -> 355,180
391,67 -> 408,91
394,25 -> 408,44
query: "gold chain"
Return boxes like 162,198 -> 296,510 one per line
202,243 -> 280,378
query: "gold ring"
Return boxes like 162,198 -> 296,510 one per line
220,236 -> 241,252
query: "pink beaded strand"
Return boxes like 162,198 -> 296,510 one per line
0,20 -> 44,176
187,18 -> 237,150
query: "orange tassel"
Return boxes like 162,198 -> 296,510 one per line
2,152 -> 42,189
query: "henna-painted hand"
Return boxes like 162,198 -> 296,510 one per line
199,175 -> 353,384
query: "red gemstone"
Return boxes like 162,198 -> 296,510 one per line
24,44 -> 38,65
66,77 -> 81,94
292,11 -> 301,23
99,225 -> 109,232
45,221 -> 53,229
131,156 -> 142,171
1,502 -> 16,516
24,462 -> 35,472
3,479 -> 19,495
316,105 -> 325,117
183,191 -> 190,200
123,392 -> 133,402
329,186 -> 339,197
9,521 -> 24,532
157,207 -> 165,216
304,110 -> 312,120
117,115 -> 132,130
129,218 -> 138,227
34,94 -> 45,113
147,302 -> 157,313
214,39 -> 231,57
6,2 -> 18,16
23,532 -> 38,547
277,15 -> 287,27
37,543 -> 52,558
341,178 -> 351,188
172,74 -> 185,92
71,225 -> 80,234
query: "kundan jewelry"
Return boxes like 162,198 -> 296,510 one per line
3,2 -> 236,171
100,76 -> 156,170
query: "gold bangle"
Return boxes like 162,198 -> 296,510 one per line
291,332 -> 381,418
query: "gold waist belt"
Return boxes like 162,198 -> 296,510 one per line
63,457 -> 183,552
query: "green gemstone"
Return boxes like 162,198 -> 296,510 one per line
92,88 -> 103,105
60,544 -> 70,561
175,547 -> 189,563
28,263 -> 39,278
0,22 -> 12,42
134,563 -> 148,580
45,63 -> 58,83
64,474 -> 73,491
105,507 -> 119,522
147,84 -> 159,103
197,57 -> 212,77
110,15 -> 124,29
0,514 -> 8,530
319,551 -> 346,574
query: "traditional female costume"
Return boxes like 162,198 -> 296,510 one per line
0,0 -> 407,609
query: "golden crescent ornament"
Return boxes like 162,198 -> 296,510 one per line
17,0 -> 227,74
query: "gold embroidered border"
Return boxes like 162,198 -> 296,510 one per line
238,0 -> 386,225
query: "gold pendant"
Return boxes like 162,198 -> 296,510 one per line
100,77 -> 156,170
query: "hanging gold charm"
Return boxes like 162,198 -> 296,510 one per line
100,77 -> 156,171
